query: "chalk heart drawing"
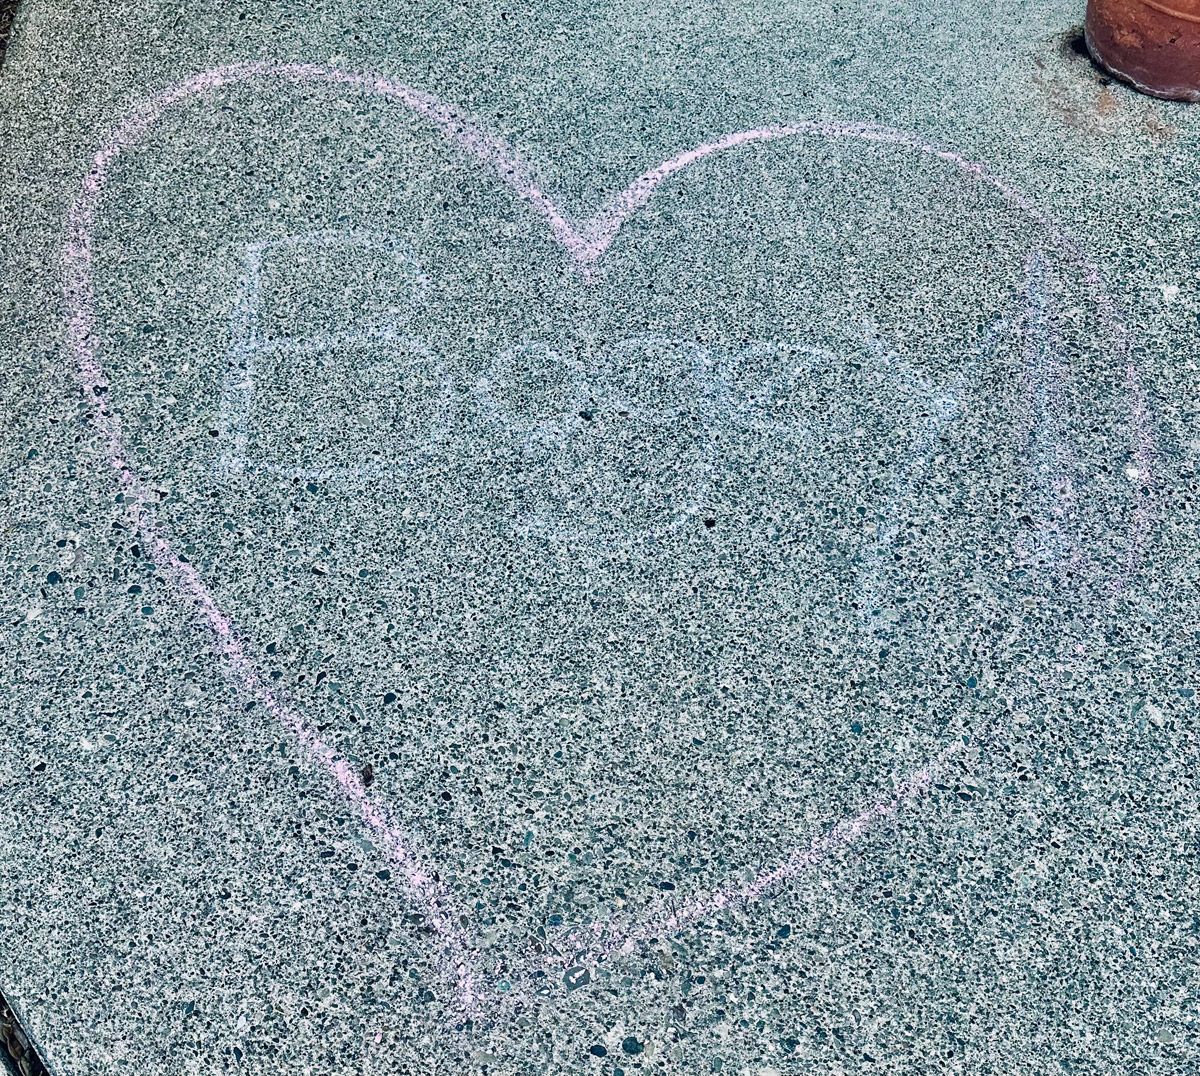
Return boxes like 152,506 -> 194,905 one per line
65,62 -> 1156,1016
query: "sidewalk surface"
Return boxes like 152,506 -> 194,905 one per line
1,2 -> 1197,1073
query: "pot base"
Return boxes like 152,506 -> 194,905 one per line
1085,0 -> 1200,102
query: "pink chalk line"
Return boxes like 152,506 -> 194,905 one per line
548,743 -> 957,975
64,61 -> 1157,1009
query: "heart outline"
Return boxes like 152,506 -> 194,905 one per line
63,61 -> 1157,1014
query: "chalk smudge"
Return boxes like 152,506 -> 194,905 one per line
1017,251 -> 1084,580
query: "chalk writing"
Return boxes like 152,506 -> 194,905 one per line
216,231 -> 444,482
855,316 -> 1005,638
63,61 -> 1157,1014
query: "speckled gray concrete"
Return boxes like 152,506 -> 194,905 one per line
2,2 -> 1199,1073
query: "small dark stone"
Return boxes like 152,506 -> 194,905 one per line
589,1044 -> 607,1057
621,1036 -> 643,1055
361,763 -> 375,787
564,966 -> 591,990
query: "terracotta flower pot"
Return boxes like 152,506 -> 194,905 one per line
1086,0 -> 1200,101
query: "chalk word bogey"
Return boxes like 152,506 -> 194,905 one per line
64,61 -> 1157,1014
